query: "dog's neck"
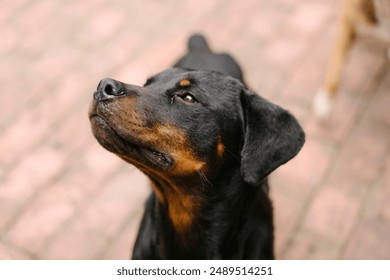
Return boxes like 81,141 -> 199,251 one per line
151,176 -> 201,239
148,167 -> 264,259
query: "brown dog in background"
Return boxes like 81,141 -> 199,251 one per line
314,0 -> 389,118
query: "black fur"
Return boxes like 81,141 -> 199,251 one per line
89,34 -> 305,260
174,34 -> 244,82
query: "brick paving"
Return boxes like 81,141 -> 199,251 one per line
0,0 -> 389,259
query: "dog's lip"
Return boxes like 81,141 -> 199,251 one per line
141,147 -> 172,169
89,114 -> 173,169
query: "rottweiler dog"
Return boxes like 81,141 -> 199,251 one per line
89,34 -> 305,259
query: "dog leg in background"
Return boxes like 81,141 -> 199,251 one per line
313,0 -> 376,118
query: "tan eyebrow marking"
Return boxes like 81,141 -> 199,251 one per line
217,135 -> 225,158
179,79 -> 191,87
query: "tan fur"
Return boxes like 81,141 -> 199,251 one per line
166,191 -> 199,235
151,179 -> 200,240
179,79 -> 191,87
217,135 -> 225,159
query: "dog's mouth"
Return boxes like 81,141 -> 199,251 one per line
89,114 -> 173,170
140,146 -> 172,169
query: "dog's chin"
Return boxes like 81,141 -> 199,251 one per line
89,115 -> 173,170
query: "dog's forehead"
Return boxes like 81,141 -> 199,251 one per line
145,68 -> 236,88
146,68 -> 186,86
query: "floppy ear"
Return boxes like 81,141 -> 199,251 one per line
240,90 -> 305,186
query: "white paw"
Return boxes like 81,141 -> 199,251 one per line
313,89 -> 332,119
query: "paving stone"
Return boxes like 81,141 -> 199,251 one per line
41,219 -> 108,260
101,219 -> 141,260
287,2 -> 332,36
344,219 -> 390,259
76,170 -> 149,239
283,232 -> 339,260
3,186 -> 75,255
331,118 -> 389,185
271,186 -> 304,258
274,137 -> 334,187
0,242 -> 29,260
0,146 -> 66,229
302,187 -> 361,242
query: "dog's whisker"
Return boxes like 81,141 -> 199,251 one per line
196,170 -> 206,191
198,170 -> 213,188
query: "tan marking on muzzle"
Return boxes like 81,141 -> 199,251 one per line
140,124 -> 206,175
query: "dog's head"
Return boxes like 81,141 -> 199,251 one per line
89,68 -> 304,186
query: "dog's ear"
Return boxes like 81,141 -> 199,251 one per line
240,90 -> 305,186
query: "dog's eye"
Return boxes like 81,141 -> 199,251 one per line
179,92 -> 197,103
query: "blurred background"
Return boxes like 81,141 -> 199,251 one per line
0,0 -> 389,259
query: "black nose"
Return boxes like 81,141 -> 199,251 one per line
95,78 -> 125,102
